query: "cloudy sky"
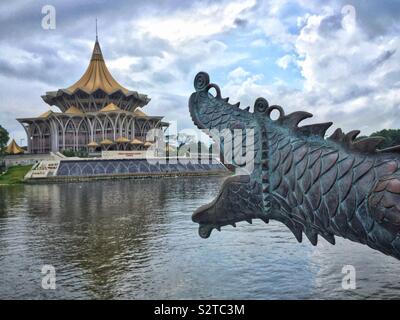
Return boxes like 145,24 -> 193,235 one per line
0,0 -> 399,145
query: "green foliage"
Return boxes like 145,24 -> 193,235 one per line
0,165 -> 32,185
370,129 -> 400,149
62,149 -> 89,158
0,125 -> 9,155
62,149 -> 75,157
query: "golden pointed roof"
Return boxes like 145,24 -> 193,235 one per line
133,108 -> 147,117
65,106 -> 84,115
144,141 -> 153,147
42,39 -> 151,111
5,139 -> 25,154
39,110 -> 53,118
66,40 -> 130,95
100,139 -> 114,145
130,138 -> 143,145
100,103 -> 121,112
115,137 -> 130,143
87,141 -> 99,147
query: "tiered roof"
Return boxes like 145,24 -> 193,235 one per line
42,39 -> 150,110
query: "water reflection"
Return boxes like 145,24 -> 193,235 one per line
0,177 -> 399,299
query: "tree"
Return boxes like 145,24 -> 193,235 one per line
0,125 -> 9,155
370,129 -> 400,149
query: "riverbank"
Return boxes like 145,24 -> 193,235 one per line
24,169 -> 229,184
0,165 -> 32,185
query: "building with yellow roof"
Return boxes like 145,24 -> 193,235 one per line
17,37 -> 168,154
5,139 -> 25,155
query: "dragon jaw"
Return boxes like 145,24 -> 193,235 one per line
192,175 -> 265,238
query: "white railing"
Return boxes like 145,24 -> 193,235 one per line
25,160 -> 60,179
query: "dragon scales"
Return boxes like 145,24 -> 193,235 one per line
189,72 -> 400,260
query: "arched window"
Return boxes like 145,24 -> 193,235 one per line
135,119 -> 145,139
31,124 -> 41,154
142,120 -> 152,138
119,115 -> 127,138
93,118 -> 103,142
77,120 -> 89,150
57,121 -> 63,148
42,124 -> 51,153
104,117 -> 114,140
64,120 -> 76,151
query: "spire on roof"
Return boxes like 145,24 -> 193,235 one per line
91,37 -> 103,61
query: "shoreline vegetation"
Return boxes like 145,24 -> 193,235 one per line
0,165 -> 32,185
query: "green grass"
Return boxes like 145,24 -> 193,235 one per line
0,165 -> 33,185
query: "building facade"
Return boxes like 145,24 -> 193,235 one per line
17,38 -> 168,154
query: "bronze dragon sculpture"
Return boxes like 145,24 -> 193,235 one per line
189,71 -> 400,260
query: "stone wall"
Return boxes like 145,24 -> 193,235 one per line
3,153 -> 54,168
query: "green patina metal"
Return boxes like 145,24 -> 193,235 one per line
190,72 -> 400,260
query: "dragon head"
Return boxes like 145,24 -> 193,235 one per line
189,72 -> 269,238
189,72 -> 269,174
188,72 -> 256,144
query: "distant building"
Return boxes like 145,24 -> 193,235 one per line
17,38 -> 168,154
5,139 -> 25,155
2,138 -> 52,169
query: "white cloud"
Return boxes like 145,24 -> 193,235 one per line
228,67 -> 251,82
250,39 -> 267,48
219,4 -> 400,135
136,0 -> 256,44
276,54 -> 294,69
294,10 -> 400,134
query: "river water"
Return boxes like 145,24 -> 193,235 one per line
0,176 -> 399,299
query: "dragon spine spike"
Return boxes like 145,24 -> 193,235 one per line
320,232 -> 336,245
304,229 -> 318,246
286,221 -> 303,243
297,122 -> 333,138
279,111 -> 313,128
352,137 -> 386,153
329,128 -> 344,142
345,130 -> 361,143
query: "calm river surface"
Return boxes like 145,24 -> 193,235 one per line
0,176 -> 399,299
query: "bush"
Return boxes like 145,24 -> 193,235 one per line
62,149 -> 89,158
